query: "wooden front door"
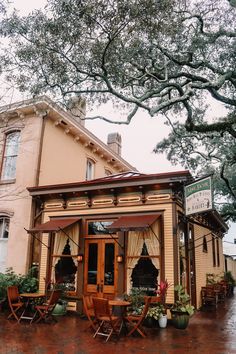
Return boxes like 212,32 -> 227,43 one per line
84,239 -> 118,298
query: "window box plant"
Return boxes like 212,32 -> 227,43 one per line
171,285 -> 195,329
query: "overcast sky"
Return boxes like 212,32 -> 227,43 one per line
8,0 -> 236,243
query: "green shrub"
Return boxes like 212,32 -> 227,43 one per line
224,271 -> 236,286
0,267 -> 38,300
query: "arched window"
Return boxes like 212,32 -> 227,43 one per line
0,216 -> 9,239
1,131 -> 20,180
0,216 -> 9,273
86,158 -> 95,180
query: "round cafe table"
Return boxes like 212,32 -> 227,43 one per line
19,293 -> 45,322
108,299 -> 131,334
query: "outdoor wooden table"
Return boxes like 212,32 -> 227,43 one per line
19,293 -> 45,322
108,299 -> 131,334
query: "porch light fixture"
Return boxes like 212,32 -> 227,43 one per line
117,255 -> 123,263
77,254 -> 83,262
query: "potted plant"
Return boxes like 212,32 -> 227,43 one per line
142,302 -> 165,328
156,279 -> 172,306
171,285 -> 195,329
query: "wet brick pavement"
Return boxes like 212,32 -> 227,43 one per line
0,291 -> 235,354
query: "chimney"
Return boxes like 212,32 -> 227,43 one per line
67,96 -> 86,126
107,132 -> 122,155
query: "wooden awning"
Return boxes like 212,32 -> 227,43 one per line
27,218 -> 81,233
107,214 -> 161,232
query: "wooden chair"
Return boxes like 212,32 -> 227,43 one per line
213,283 -> 225,302
83,295 -> 97,331
201,287 -> 218,308
125,296 -> 151,338
92,297 -> 121,342
7,286 -> 24,321
31,289 -> 61,323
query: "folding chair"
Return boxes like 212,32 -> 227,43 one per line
92,297 -> 121,342
125,296 -> 151,337
31,289 -> 61,323
7,286 -> 24,321
83,295 -> 97,331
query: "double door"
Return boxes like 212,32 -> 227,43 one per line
84,239 -> 118,298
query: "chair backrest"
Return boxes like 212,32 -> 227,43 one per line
92,297 -> 111,319
83,295 -> 95,314
48,289 -> 61,306
142,296 -> 152,318
149,296 -> 161,304
83,295 -> 94,310
7,286 -> 20,303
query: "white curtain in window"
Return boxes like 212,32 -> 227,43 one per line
52,223 -> 79,283
126,231 -> 145,295
143,220 -> 160,270
126,220 -> 161,294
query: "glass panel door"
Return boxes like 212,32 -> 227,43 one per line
84,239 -> 117,297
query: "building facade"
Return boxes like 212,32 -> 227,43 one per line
27,171 -> 228,309
0,96 -> 135,274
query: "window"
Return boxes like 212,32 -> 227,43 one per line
86,159 -> 95,180
212,235 -> 216,267
203,236 -> 208,253
216,238 -> 220,267
87,221 -> 113,235
1,131 -> 20,180
0,217 -> 9,239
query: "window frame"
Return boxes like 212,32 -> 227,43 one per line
203,236 -> 208,253
212,235 -> 216,267
216,238 -> 220,267
0,216 -> 10,239
86,158 -> 95,181
1,130 -> 20,181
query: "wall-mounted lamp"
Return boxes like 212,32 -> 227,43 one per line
77,254 -> 83,262
117,255 -> 123,263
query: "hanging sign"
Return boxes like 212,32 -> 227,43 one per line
185,176 -> 213,216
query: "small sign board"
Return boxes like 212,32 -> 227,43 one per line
185,176 -> 213,216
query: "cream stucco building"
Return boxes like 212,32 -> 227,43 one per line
0,96 -> 135,274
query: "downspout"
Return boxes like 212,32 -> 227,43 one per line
172,199 -> 179,288
35,110 -> 48,186
28,109 -> 48,269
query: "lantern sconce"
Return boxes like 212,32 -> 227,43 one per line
117,255 -> 123,263
77,254 -> 83,262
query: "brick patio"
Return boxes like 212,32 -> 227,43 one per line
0,291 -> 235,354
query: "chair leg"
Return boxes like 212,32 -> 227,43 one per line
126,319 -> 146,338
93,320 -> 104,338
8,306 -> 22,321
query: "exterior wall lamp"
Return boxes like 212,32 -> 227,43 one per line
77,254 -> 83,262
117,255 -> 124,263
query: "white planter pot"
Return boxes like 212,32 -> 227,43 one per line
158,314 -> 167,328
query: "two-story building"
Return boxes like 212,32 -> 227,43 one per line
0,96 -> 135,274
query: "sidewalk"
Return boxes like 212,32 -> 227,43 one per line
0,291 -> 235,354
